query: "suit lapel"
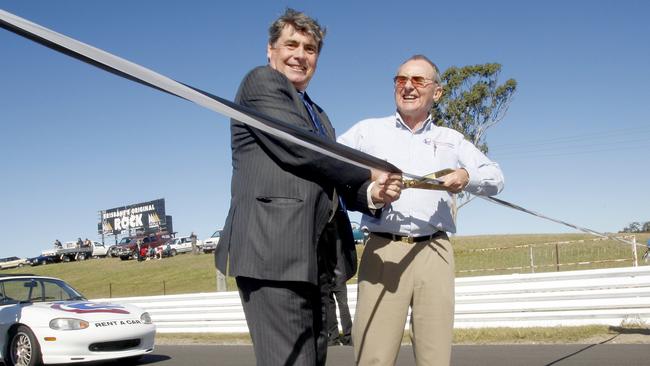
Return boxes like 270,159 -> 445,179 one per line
289,88 -> 319,133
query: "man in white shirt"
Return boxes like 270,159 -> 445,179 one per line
338,55 -> 504,366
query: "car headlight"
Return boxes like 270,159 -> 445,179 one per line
49,318 -> 89,330
140,312 -> 152,324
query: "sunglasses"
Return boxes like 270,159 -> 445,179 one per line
393,75 -> 435,88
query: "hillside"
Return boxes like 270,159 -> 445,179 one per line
3,233 -> 648,299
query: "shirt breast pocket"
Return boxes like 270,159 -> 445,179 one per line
423,139 -> 455,159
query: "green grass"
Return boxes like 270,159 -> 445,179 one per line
155,325 -> 650,345
452,325 -> 611,344
451,233 -> 649,277
4,253 -> 236,298
355,233 -> 650,278
5,233 -> 649,298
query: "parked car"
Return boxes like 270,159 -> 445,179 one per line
0,257 -> 29,270
28,252 -> 60,266
202,229 -> 222,253
167,236 -> 202,256
107,236 -> 134,257
113,231 -> 173,260
0,274 -> 155,365
57,241 -> 109,262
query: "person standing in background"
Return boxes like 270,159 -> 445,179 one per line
190,231 -> 198,255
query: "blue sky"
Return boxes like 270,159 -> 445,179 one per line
1,1 -> 648,258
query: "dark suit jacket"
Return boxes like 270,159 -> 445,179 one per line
318,207 -> 359,282
215,66 -> 370,285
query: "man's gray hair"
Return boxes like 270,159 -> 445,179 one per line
401,55 -> 442,84
268,8 -> 326,53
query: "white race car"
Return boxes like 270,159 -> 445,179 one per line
0,274 -> 155,365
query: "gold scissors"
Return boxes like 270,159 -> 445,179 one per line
402,169 -> 455,190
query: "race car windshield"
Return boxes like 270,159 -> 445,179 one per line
0,278 -> 86,303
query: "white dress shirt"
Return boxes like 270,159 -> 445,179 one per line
338,113 -> 504,235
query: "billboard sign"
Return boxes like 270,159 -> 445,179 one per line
99,199 -> 167,235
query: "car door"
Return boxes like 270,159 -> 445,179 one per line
180,237 -> 193,252
0,283 -> 22,361
91,242 -> 108,257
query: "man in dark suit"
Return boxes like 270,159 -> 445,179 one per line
215,8 -> 401,366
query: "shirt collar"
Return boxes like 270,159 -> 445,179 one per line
394,112 -> 434,133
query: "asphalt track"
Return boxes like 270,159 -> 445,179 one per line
78,343 -> 648,366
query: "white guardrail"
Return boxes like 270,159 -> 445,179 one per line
93,266 -> 650,333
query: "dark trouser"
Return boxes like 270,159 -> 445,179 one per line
237,276 -> 328,366
326,280 -> 352,345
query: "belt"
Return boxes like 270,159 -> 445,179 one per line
371,231 -> 445,244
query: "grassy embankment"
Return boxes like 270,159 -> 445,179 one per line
8,233 -> 648,298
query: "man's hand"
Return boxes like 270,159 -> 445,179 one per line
440,168 -> 469,193
370,168 -> 383,182
371,171 -> 403,204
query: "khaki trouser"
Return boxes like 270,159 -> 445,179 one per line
352,233 -> 455,366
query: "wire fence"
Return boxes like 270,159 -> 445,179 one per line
455,235 -> 641,277
100,276 -> 238,299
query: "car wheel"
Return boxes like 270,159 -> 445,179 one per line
77,253 -> 86,261
170,249 -> 177,257
8,325 -> 42,366
62,256 -> 71,262
17,263 -> 24,268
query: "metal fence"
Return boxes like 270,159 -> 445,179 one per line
455,235 -> 641,277
96,266 -> 650,333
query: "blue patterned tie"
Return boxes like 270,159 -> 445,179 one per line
299,92 -> 347,212
299,92 -> 327,137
